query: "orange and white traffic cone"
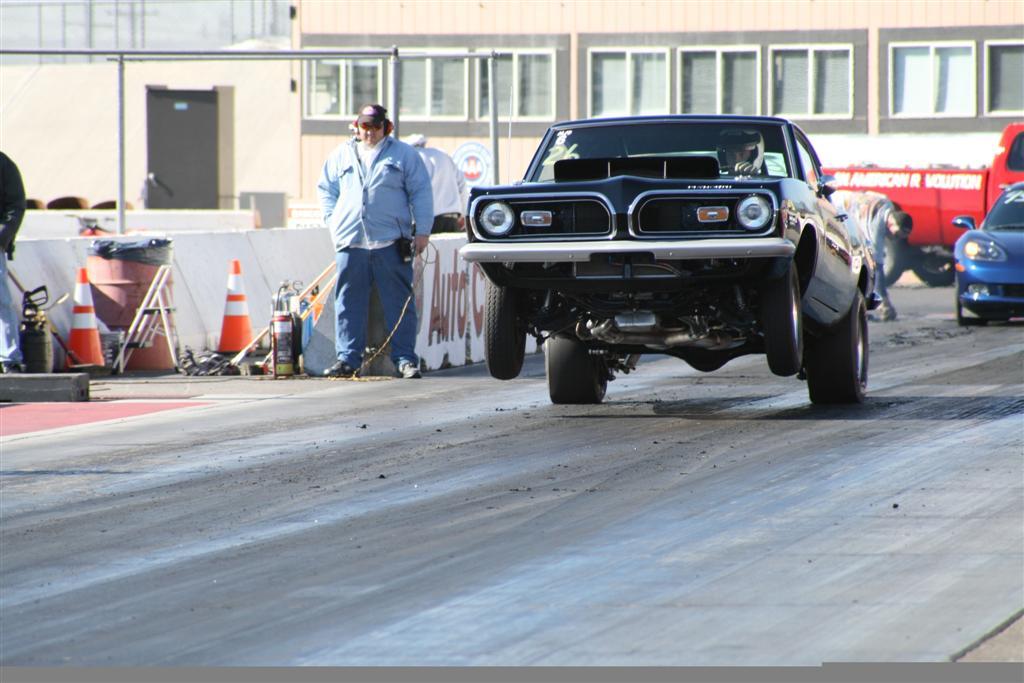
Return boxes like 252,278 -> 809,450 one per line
66,267 -> 105,368
217,259 -> 254,353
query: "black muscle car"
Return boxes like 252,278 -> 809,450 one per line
459,115 -> 878,405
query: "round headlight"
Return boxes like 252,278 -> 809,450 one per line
479,202 -> 515,236
736,195 -> 772,231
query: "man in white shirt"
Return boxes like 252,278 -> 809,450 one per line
405,134 -> 469,233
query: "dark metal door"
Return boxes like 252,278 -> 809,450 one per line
146,88 -> 218,209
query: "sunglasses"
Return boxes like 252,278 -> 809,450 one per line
358,122 -> 383,131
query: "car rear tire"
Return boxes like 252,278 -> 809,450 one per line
484,281 -> 526,380
761,263 -> 803,377
911,256 -> 955,287
806,291 -> 868,404
545,334 -> 607,404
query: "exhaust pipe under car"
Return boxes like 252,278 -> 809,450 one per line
578,313 -> 742,351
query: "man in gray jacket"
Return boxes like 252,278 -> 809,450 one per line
316,104 -> 433,379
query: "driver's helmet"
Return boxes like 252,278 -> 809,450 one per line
718,129 -> 764,172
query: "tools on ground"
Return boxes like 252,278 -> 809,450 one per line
7,265 -> 80,368
18,285 -> 69,373
229,261 -> 337,370
270,280 -> 302,378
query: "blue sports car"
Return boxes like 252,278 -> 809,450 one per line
953,181 -> 1024,326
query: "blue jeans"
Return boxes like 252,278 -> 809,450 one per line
333,244 -> 417,368
0,253 -> 23,366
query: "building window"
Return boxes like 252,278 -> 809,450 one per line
305,59 -> 382,119
679,47 -> 760,115
770,45 -> 852,118
588,48 -> 669,117
477,50 -> 555,121
986,41 -> 1024,115
399,54 -> 468,120
890,42 -> 975,117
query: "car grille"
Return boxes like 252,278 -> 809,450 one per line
632,195 -> 775,237
511,199 -> 611,238
475,197 -> 613,239
1001,284 -> 1024,297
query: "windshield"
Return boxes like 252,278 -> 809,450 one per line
529,121 -> 791,183
983,187 -> 1024,231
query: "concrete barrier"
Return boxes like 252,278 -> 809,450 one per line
19,209 -> 258,240
9,228 -> 517,374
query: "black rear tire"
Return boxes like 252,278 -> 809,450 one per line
761,263 -> 803,377
483,281 -> 526,380
806,291 -> 868,404
911,256 -> 955,287
545,334 -> 607,404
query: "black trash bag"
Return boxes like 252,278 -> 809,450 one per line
89,237 -> 173,266
177,348 -> 240,376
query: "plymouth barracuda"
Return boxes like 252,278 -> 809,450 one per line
459,115 -> 878,405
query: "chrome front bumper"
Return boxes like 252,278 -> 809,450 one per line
459,238 -> 796,263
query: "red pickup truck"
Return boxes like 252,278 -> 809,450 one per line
824,122 -> 1024,286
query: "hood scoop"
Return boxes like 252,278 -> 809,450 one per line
553,155 -> 720,182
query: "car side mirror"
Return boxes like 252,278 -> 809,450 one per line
818,174 -> 838,198
952,215 -> 975,231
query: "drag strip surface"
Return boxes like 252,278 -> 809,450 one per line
1,288 -> 1021,665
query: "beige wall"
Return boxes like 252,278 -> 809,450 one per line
0,60 -> 301,209
297,0 -> 1021,34
294,0 -> 1024,201
4,2 -> 1020,210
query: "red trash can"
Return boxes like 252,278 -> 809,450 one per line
86,238 -> 175,371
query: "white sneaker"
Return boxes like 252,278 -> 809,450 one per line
397,360 -> 421,379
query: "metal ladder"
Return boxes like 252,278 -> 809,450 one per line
114,264 -> 180,373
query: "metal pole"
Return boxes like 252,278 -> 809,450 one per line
488,52 -> 499,185
117,55 -> 126,234
389,46 -> 399,137
37,3 -> 43,65
87,0 -> 94,62
130,0 -> 136,49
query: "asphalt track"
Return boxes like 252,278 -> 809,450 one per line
1,283 -> 1021,666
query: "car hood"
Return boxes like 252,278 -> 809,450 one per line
984,230 -> 1024,252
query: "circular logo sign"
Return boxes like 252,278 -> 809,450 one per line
453,142 -> 494,187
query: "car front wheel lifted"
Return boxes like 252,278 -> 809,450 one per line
761,263 -> 803,377
483,281 -> 527,380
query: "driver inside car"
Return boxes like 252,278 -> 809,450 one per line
718,129 -> 765,175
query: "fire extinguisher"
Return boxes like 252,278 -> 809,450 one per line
271,281 -> 299,378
